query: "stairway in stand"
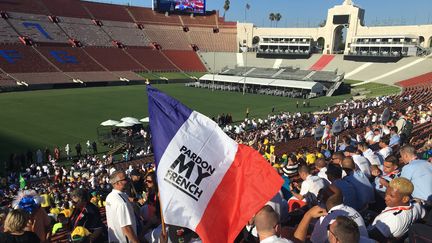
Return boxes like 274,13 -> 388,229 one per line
309,55 -> 335,71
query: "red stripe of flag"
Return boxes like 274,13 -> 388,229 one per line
195,144 -> 283,243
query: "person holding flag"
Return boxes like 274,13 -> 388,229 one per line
147,85 -> 283,243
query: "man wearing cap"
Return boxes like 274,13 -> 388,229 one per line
106,171 -> 139,243
368,177 -> 425,241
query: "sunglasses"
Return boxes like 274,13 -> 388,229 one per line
115,178 -> 127,184
145,180 -> 153,183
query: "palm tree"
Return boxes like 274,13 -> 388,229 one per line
269,13 -> 275,27
275,13 -> 282,27
223,0 -> 230,19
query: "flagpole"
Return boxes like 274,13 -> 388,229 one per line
158,192 -> 167,237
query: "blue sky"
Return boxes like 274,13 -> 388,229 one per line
90,0 -> 432,27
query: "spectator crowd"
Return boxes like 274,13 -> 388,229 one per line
0,90 -> 431,243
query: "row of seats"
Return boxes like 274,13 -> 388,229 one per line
0,43 -> 205,82
0,12 -> 237,51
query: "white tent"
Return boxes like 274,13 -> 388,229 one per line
115,121 -> 134,127
140,117 -> 150,123
121,117 -> 141,125
100,120 -> 120,126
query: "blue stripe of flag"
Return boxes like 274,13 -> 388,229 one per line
147,85 -> 193,166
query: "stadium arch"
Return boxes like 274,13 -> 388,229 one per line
316,37 -> 325,53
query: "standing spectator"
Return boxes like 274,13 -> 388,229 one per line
75,143 -> 82,159
92,141 -> 98,155
65,144 -> 71,160
0,209 -> 40,242
44,147 -> 50,163
69,188 -> 104,242
399,145 -> 432,202
53,147 -> 60,161
106,171 -> 139,243
36,149 -> 43,165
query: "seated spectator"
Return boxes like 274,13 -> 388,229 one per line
328,216 -> 362,243
372,155 -> 400,194
378,136 -> 393,163
52,213 -> 67,235
0,209 -> 40,242
389,126 -> 400,148
315,158 -> 329,183
69,188 -> 105,242
330,151 -> 344,167
368,177 -> 425,241
290,165 -> 327,205
326,164 -> 358,209
304,185 -> 368,243
399,145 -> 432,202
344,146 -> 371,178
358,142 -> 381,166
0,207 -> 8,232
341,157 -> 374,211
254,205 -> 293,243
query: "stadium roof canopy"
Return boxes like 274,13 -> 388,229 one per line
199,74 -> 325,93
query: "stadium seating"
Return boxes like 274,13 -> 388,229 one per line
40,0 -> 90,19
65,71 -> 121,82
0,19 -> 20,43
397,72 -> 432,88
11,72 -> 72,84
125,47 -> 177,71
0,0 -> 48,15
35,45 -> 104,72
163,50 -> 207,72
81,1 -> 133,23
7,12 -> 68,43
58,17 -> 111,46
102,21 -> 151,47
83,46 -> 145,71
180,14 -> 217,27
0,43 -> 56,73
127,7 -> 181,25
143,25 -> 190,50
189,27 -> 237,52
0,73 -> 17,86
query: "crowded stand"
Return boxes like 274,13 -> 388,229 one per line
1,0 -> 432,242
0,84 -> 430,242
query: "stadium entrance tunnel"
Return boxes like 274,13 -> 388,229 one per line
333,25 -> 347,53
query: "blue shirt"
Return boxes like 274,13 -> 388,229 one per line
281,175 -> 292,200
401,159 -> 432,202
344,171 -> 375,210
334,179 -> 358,210
389,134 -> 400,147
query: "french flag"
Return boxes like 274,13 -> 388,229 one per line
147,85 -> 283,242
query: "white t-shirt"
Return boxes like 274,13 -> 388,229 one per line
369,203 -> 425,238
365,131 -> 374,142
311,204 -> 368,243
317,167 -> 329,183
352,154 -> 372,178
106,189 -> 137,243
378,147 -> 393,162
300,175 -> 327,203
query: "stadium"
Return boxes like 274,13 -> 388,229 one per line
0,0 -> 431,242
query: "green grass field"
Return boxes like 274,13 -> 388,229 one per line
0,79 -> 401,162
